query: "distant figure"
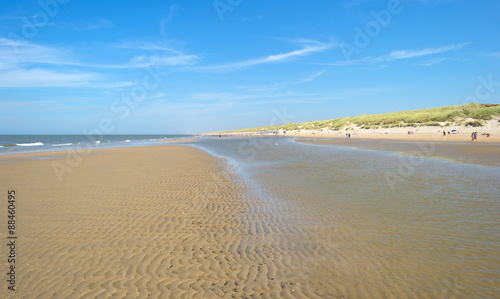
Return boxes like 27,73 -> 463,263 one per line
471,132 -> 477,142
348,133 -> 351,138
443,131 -> 446,136
346,133 -> 349,139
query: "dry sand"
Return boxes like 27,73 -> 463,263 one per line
218,121 -> 500,144
0,145 -> 307,298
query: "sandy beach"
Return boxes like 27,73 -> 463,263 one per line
220,128 -> 500,144
0,145 -> 305,298
1,139 -> 499,298
217,118 -> 500,144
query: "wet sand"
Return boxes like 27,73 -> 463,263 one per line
0,145 -> 306,298
292,132 -> 500,143
219,131 -> 500,144
193,137 -> 500,298
1,141 -> 499,298
295,137 -> 500,167
158,138 -> 199,143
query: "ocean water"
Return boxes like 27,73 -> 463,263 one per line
0,134 -> 197,155
194,136 -> 500,298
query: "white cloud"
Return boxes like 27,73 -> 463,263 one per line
0,37 -> 199,74
0,37 -> 71,69
300,70 -> 327,83
387,43 -> 467,60
195,40 -> 335,72
160,4 -> 178,35
330,43 -> 468,66
420,57 -> 448,66
73,19 -> 114,31
0,68 -> 100,87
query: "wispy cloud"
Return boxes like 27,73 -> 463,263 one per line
0,38 -> 199,72
0,37 -> 200,87
68,19 -> 114,31
194,40 -> 335,72
388,43 -> 467,59
0,68 -> 100,87
186,91 -> 323,106
300,70 -> 327,83
420,57 -> 448,66
95,53 -> 199,69
482,51 -> 500,58
160,4 -> 178,35
0,37 -> 71,69
113,41 -> 185,53
329,43 -> 468,66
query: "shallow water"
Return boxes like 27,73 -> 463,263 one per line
195,136 -> 500,298
0,134 -> 196,155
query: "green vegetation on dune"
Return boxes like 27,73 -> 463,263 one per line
225,103 -> 500,132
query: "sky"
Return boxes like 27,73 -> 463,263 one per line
0,0 -> 499,134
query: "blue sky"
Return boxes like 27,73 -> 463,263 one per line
0,0 -> 499,134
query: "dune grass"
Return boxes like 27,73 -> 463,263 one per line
225,103 -> 500,132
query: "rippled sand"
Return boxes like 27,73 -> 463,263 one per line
193,137 -> 500,298
1,141 -> 499,298
0,145 -> 312,298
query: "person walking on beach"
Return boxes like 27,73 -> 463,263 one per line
471,132 -> 477,142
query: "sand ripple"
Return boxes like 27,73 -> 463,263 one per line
0,146 -> 317,298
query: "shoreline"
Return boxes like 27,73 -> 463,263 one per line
210,118 -> 500,144
211,130 -> 500,144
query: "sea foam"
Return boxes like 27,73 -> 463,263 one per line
17,142 -> 44,146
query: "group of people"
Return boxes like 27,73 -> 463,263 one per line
471,131 -> 478,142
345,133 -> 351,139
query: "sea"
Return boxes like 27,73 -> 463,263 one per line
0,134 -> 197,155
1,134 -> 499,297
